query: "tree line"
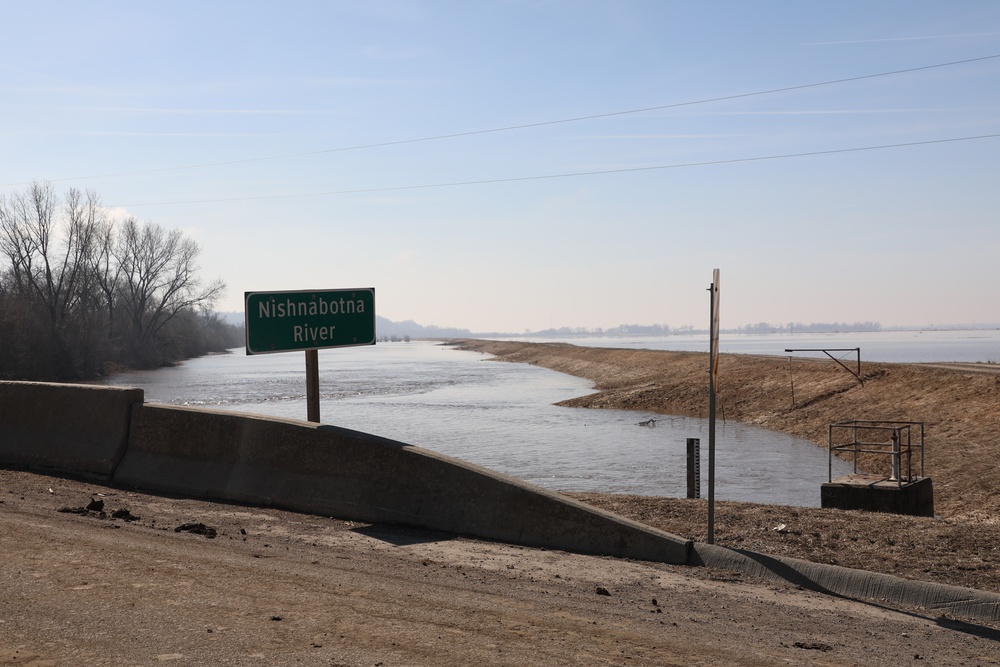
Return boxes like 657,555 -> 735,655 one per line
736,321 -> 881,334
0,183 -> 243,381
526,321 -> 883,338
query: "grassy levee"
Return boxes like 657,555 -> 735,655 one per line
453,339 -> 1000,520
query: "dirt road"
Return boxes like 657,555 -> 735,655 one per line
3,469 -> 999,666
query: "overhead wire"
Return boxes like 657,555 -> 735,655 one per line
113,132 -> 1000,207
8,52 -> 1000,189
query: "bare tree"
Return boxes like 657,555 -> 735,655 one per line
90,215 -> 122,341
0,183 -> 106,322
0,183 -> 107,375
114,217 -> 226,365
63,187 -> 108,310
0,183 -> 230,377
0,182 -> 59,311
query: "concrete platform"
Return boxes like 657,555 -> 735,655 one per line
821,474 -> 934,517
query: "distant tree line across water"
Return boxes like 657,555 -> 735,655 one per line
366,318 -> 886,340
525,321 -> 882,338
732,321 -> 881,334
0,183 -> 244,381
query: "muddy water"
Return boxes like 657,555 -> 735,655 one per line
99,340 -> 853,507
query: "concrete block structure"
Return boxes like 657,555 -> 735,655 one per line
0,381 -> 142,479
821,474 -> 934,517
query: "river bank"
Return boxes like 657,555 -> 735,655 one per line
4,344 -> 1000,663
454,339 -> 1000,592
454,339 -> 1000,519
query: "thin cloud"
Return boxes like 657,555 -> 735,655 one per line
86,107 -> 320,115
336,0 -> 428,22
291,75 -> 448,87
0,75 -> 442,98
14,130 -> 304,138
361,44 -> 438,61
100,205 -> 136,221
686,108 -> 982,116
391,249 -> 416,265
803,32 -> 1000,46
588,134 -> 743,139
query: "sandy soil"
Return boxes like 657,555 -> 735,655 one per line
4,340 -> 1000,665
3,468 -> 1000,666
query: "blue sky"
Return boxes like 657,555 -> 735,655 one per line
2,1 -> 999,332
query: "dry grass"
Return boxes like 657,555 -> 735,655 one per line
454,339 -> 1000,592
569,494 -> 1000,592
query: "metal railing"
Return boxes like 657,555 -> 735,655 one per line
828,420 -> 925,485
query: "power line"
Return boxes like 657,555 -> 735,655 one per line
10,53 -> 1000,188
114,132 -> 1000,208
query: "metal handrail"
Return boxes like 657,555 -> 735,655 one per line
828,420 -> 925,485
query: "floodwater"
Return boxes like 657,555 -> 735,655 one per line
99,340 -> 853,507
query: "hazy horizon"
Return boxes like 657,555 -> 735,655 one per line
4,2 -> 998,331
219,310 -> 1000,337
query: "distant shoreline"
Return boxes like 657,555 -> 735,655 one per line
457,328 -> 1000,365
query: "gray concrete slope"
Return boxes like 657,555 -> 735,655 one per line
4,381 -> 998,623
0,381 -> 142,479
691,542 -> 1000,622
115,403 -> 693,564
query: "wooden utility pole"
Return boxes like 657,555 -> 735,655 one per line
306,349 -> 320,423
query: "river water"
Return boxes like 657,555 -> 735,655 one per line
99,339 -> 861,507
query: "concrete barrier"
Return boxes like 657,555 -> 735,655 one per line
6,382 -> 1000,623
691,542 -> 1000,621
115,403 -> 692,564
0,381 -> 142,480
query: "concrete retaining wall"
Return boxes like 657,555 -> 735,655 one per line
0,381 -> 142,479
691,542 -> 1000,621
0,381 -> 691,564
9,381 -> 1000,623
116,403 -> 692,563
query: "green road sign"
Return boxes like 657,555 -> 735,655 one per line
244,288 -> 376,355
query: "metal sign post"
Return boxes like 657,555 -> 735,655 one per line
707,269 -> 720,544
245,288 -> 376,423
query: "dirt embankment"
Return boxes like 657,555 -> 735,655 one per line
453,339 -> 1000,592
454,339 -> 1000,519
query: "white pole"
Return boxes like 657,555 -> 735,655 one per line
708,269 -> 720,544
